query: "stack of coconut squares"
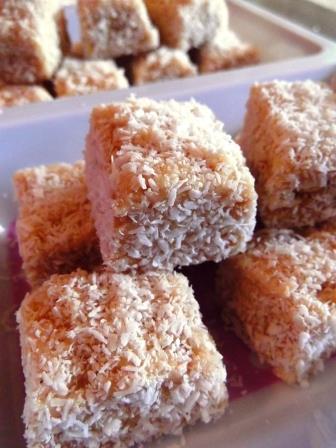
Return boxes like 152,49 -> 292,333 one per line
15,95 -> 257,447
218,79 -> 336,386
13,54 -> 336,448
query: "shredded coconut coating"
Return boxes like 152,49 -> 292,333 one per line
78,0 -> 159,59
54,58 -> 129,97
13,161 -> 100,287
240,80 -> 336,228
17,269 -> 228,448
145,0 -> 229,51
131,46 -> 197,86
0,85 -> 52,108
0,0 -> 63,84
85,96 -> 257,273
197,30 -> 259,74
217,228 -> 336,386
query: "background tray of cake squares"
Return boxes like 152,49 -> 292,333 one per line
1,63 -> 336,447
0,0 -> 336,112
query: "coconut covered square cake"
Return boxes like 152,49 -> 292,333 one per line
0,0 -> 63,84
54,58 -> 129,97
13,161 -> 100,287
145,0 -> 229,51
78,0 -> 159,59
131,47 -> 197,86
240,80 -> 336,228
0,84 -> 52,108
197,30 -> 259,74
85,96 -> 257,272
217,228 -> 336,386
17,270 -> 228,447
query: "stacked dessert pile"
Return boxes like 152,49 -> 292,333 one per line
0,0 -> 259,109
15,96 -> 258,447
13,79 -> 336,447
218,80 -> 336,386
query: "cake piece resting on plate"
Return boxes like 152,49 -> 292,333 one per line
145,0 -> 229,51
0,85 -> 52,108
197,30 -> 259,73
17,269 -> 228,447
0,0 -> 64,83
13,161 -> 100,287
131,47 -> 197,86
240,80 -> 336,228
85,96 -> 257,272
217,228 -> 336,385
78,0 -> 159,59
54,58 -> 129,97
